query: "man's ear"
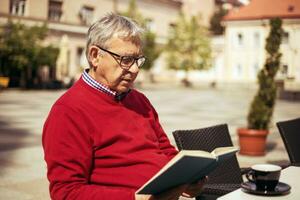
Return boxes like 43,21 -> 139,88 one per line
89,46 -> 101,67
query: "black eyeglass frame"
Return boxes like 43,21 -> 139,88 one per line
94,45 -> 146,70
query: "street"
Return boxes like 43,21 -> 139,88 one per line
0,84 -> 299,199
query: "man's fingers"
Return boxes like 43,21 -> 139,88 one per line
154,184 -> 188,200
198,176 -> 209,184
180,176 -> 209,198
181,192 -> 192,198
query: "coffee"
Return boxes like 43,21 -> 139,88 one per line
246,164 -> 281,191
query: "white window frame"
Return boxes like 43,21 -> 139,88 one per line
233,63 -> 243,79
48,0 -> 63,21
253,32 -> 260,48
237,33 -> 243,47
79,6 -> 94,25
10,0 -> 26,16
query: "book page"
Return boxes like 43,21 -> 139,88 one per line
211,146 -> 239,160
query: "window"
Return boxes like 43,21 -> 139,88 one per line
254,32 -> 260,47
10,0 -> 26,16
79,6 -> 94,25
145,18 -> 155,32
237,33 -> 243,46
282,31 -> 289,44
169,22 -> 176,28
233,63 -> 242,78
76,47 -> 84,67
280,64 -> 288,76
48,0 -> 63,21
251,62 -> 259,79
76,47 -> 89,69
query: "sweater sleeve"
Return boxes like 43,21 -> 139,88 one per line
42,104 -> 135,200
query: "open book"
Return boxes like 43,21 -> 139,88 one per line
136,146 -> 239,195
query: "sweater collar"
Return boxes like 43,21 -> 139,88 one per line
82,69 -> 131,101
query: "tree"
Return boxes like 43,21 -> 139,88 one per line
247,18 -> 283,130
209,7 -> 228,35
120,0 -> 161,73
0,21 -> 58,88
121,0 -> 144,25
166,13 -> 212,86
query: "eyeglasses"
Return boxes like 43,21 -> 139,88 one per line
94,45 -> 146,70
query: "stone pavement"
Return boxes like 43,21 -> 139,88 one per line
0,84 -> 299,199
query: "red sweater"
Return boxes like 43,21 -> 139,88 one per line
42,77 -> 178,200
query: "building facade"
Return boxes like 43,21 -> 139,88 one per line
223,0 -> 300,83
0,0 -> 182,83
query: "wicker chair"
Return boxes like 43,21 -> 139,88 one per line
172,124 -> 244,200
276,118 -> 300,166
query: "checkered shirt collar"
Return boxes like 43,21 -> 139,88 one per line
82,69 -> 117,96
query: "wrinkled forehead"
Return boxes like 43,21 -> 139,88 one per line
110,31 -> 142,47
105,34 -> 143,54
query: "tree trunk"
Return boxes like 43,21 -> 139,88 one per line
182,70 -> 192,87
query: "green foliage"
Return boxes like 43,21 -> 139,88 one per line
36,45 -> 59,67
121,0 -> 145,26
120,0 -> 160,71
142,31 -> 160,70
210,8 -> 228,35
166,13 -> 212,73
0,21 -> 59,87
247,18 -> 283,130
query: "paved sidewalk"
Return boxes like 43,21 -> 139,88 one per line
0,84 -> 299,199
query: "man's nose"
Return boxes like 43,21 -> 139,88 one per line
128,62 -> 139,73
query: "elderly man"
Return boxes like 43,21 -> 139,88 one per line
43,13 -> 206,200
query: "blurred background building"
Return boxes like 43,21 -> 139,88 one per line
0,0 -> 299,88
0,0 -> 182,85
223,0 -> 300,84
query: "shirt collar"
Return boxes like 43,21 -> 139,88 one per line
82,69 -> 131,101
82,69 -> 116,96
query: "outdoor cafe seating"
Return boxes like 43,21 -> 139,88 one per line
173,124 -> 249,200
173,119 -> 300,200
277,117 -> 300,166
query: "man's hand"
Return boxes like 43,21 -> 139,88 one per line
135,176 -> 208,200
135,184 -> 188,200
181,176 -> 208,198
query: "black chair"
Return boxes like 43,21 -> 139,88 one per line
172,124 -> 244,200
276,118 -> 300,166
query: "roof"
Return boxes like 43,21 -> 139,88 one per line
223,0 -> 300,21
215,0 -> 244,7
158,0 -> 182,7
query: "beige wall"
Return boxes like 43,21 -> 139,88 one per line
61,0 -> 112,25
0,0 -> 182,81
182,0 -> 215,27
118,0 -> 180,42
0,0 -> 47,17
27,0 -> 48,19
0,0 -> 10,14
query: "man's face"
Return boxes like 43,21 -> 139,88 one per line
90,37 -> 142,93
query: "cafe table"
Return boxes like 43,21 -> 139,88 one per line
217,166 -> 300,200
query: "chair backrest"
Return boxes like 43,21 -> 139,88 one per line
172,124 -> 243,184
276,118 -> 300,164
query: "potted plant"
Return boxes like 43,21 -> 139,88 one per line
0,76 -> 10,88
238,18 -> 283,156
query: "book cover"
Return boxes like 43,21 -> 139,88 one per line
136,146 -> 238,195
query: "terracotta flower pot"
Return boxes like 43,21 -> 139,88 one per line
0,76 -> 10,88
237,128 -> 269,156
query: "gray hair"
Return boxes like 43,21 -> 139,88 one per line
86,13 -> 144,65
